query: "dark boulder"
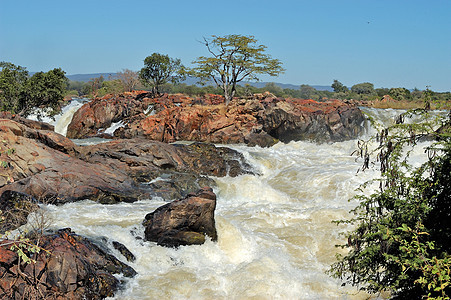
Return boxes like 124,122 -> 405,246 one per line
143,187 -> 218,247
112,241 -> 136,262
0,228 -> 136,300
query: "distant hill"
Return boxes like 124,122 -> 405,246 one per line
66,73 -> 333,92
67,73 -> 118,82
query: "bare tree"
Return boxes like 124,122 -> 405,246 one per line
117,69 -> 140,92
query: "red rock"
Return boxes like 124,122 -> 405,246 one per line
0,228 -> 136,299
69,93 -> 365,146
66,94 -> 145,139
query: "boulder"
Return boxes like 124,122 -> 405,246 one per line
143,187 -> 217,247
0,228 -> 136,300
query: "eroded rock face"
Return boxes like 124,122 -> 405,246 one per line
0,119 -> 145,203
0,228 -> 136,300
67,93 -> 365,146
1,118 -> 253,203
116,95 -> 364,146
76,139 -> 253,200
143,187 -> 217,247
66,92 -> 146,139
261,99 -> 365,143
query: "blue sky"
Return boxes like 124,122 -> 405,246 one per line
1,0 -> 450,91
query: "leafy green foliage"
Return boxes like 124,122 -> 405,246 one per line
188,34 -> 285,104
0,62 -> 28,113
332,79 -> 348,93
0,62 -> 68,118
351,82 -> 375,95
139,53 -> 185,95
329,99 -> 451,298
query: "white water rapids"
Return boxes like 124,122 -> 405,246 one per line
25,102 -> 435,299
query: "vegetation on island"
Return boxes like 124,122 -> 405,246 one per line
186,34 -> 285,104
329,95 -> 451,299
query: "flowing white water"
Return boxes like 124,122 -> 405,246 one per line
27,98 -> 88,136
29,107 -> 435,299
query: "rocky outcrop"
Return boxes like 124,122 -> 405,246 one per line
0,228 -> 136,300
75,139 -> 253,199
0,119 -> 145,203
118,95 -> 364,146
143,187 -> 217,247
262,99 -> 365,143
1,118 -> 253,203
0,111 -> 54,131
66,92 -> 146,139
66,93 -> 365,146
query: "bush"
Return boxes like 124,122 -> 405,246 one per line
329,103 -> 451,298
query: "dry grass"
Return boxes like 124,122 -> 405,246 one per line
370,99 -> 451,110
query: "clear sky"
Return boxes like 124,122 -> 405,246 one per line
1,0 -> 450,91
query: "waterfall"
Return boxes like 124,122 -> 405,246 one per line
27,98 -> 87,136
32,107 -> 433,299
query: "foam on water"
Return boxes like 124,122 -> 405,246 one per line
27,107 -> 437,299
27,98 -> 87,136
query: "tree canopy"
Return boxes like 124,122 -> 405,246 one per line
188,34 -> 285,104
331,79 -> 348,93
139,53 -> 185,95
0,62 -> 67,118
351,82 -> 375,95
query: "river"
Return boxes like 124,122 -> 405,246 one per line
27,102 -> 432,299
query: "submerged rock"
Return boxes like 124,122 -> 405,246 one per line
112,241 -> 136,262
0,228 -> 136,300
143,187 -> 218,247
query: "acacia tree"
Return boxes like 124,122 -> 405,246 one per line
189,34 -> 285,104
139,53 -> 185,95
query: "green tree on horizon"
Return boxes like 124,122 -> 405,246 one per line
331,79 -> 348,93
139,53 -> 185,95
188,34 -> 285,104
